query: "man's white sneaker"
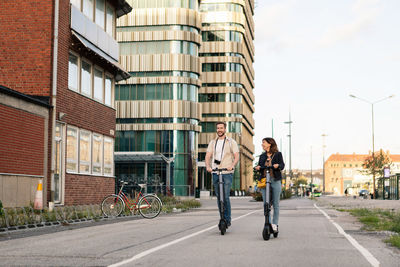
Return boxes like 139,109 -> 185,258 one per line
272,224 -> 278,232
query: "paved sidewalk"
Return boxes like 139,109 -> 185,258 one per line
314,195 -> 400,211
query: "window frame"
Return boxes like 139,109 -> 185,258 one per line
66,126 -> 79,173
92,133 -> 103,175
104,73 -> 114,107
103,136 -> 114,176
79,129 -> 92,174
80,58 -> 93,98
93,66 -> 105,102
68,51 -> 80,92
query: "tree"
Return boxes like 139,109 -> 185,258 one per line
360,149 -> 392,198
293,177 -> 308,187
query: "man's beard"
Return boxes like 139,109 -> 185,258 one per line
217,131 -> 225,137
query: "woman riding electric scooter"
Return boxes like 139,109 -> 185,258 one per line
255,137 -> 285,238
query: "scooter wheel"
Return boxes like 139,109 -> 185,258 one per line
273,232 -> 278,238
219,220 -> 227,235
262,227 -> 270,240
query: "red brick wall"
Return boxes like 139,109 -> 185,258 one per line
0,104 -> 45,176
64,174 -> 115,205
55,0 -> 116,204
0,0 -> 53,96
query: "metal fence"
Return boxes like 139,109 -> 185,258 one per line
376,174 -> 400,200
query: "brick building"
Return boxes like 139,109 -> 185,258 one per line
0,0 -> 131,207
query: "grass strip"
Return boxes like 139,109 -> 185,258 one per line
338,208 -> 400,249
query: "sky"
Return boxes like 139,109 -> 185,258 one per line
253,0 -> 400,170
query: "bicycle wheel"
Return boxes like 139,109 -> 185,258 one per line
138,194 -> 162,219
101,195 -> 124,217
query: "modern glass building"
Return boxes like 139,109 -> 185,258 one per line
115,0 -> 202,195
198,0 -> 255,191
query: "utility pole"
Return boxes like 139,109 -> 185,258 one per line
322,133 -> 328,193
284,112 -> 293,187
310,146 -> 313,196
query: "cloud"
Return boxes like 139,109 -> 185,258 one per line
255,1 -> 294,43
317,0 -> 382,47
255,1 -> 300,53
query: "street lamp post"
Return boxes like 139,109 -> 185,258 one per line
322,133 -> 328,193
284,112 -> 293,187
349,94 -> 395,199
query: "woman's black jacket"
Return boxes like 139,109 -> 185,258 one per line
257,151 -> 285,180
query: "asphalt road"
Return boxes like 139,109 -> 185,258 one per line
0,197 -> 399,266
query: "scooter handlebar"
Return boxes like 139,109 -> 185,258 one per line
212,168 -> 229,172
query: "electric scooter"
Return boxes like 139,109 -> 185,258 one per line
262,166 -> 278,240
213,168 -> 228,235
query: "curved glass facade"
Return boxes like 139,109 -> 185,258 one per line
202,62 -> 242,72
116,0 -> 201,196
200,122 -> 242,133
115,130 -> 196,195
202,30 -> 243,42
199,0 -> 255,191
120,40 -> 198,56
116,83 -> 198,101
118,25 -> 199,34
199,93 -> 241,103
129,71 -> 199,79
130,0 -> 198,9
200,3 -> 243,13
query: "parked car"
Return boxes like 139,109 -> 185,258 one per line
359,189 -> 369,199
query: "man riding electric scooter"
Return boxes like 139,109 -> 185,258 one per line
206,122 -> 239,234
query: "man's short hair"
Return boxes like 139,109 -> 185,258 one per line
215,121 -> 226,128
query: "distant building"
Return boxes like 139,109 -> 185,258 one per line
0,0 -> 131,207
324,153 -> 400,195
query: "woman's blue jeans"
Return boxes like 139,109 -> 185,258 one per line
212,173 -> 233,224
261,179 -> 281,225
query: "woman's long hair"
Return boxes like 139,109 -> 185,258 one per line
263,137 -> 279,153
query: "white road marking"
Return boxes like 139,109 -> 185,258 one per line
109,209 -> 261,267
314,203 -> 380,267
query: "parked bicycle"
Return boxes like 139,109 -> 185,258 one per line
101,181 -> 162,219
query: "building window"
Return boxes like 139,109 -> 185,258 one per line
104,136 -> 113,176
83,0 -> 94,20
105,75 -> 113,106
67,127 -> 112,176
106,3 -> 115,37
202,31 -> 243,42
68,53 -> 79,91
95,0 -> 105,29
79,130 -> 91,173
202,63 -> 242,72
119,41 -> 198,56
94,68 -> 104,102
81,60 -> 92,97
92,133 -> 103,174
68,52 -> 115,107
66,126 -> 78,172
